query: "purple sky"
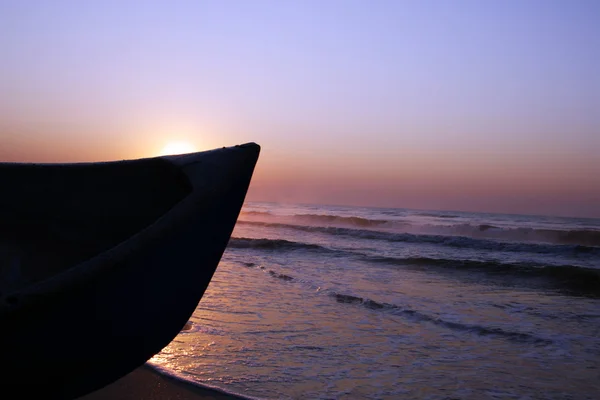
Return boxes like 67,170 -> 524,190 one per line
1,0 -> 599,217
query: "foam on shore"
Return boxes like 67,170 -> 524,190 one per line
79,363 -> 259,400
146,362 -> 260,400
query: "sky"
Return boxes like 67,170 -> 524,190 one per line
1,0 -> 599,217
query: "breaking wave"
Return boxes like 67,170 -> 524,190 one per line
228,237 -> 600,295
238,211 -> 600,246
239,207 -> 600,247
237,221 -> 600,255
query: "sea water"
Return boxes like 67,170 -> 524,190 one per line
149,202 -> 600,399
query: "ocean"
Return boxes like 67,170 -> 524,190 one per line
149,202 -> 600,399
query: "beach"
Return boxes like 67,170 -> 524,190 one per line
80,365 -> 243,400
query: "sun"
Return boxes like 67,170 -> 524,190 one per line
159,141 -> 198,156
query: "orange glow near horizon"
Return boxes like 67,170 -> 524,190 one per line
1,132 -> 598,218
243,147 -> 600,218
0,123 -> 212,162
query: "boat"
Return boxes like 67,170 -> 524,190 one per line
0,143 -> 260,399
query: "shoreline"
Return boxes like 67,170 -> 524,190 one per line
79,364 -> 247,400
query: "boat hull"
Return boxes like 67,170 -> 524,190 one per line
0,143 -> 260,399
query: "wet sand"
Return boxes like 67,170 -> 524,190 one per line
79,364 -> 244,400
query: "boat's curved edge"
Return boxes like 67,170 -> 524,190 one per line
0,143 -> 260,315
0,142 -> 260,168
0,142 -> 260,398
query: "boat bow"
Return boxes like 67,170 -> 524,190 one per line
0,143 -> 260,398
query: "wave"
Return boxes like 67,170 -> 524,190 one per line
539,228 -> 600,247
238,211 -> 600,246
242,262 -> 553,344
413,212 -> 461,218
228,237 -> 328,252
240,210 -> 272,216
440,224 -> 600,247
268,270 -> 294,281
329,293 -> 552,345
228,237 -> 600,296
365,255 -> 600,295
237,221 -> 600,256
292,213 -> 390,227
228,238 -> 351,259
240,211 -> 394,227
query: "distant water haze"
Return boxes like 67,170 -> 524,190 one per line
2,125 -> 599,218
246,149 -> 600,218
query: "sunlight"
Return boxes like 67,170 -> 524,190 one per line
159,141 -> 198,156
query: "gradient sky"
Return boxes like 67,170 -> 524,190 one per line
1,0 -> 599,217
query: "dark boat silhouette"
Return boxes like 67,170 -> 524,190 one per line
0,143 -> 260,399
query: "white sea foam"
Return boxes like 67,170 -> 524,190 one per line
145,362 -> 261,400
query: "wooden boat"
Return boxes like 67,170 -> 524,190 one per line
0,143 -> 260,399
